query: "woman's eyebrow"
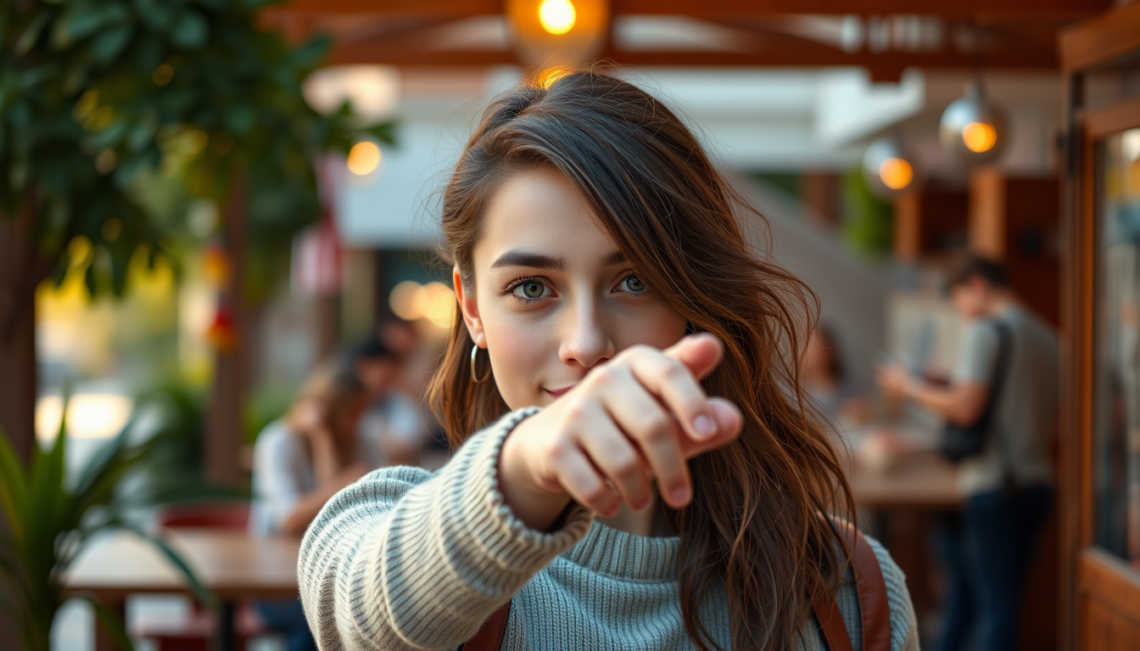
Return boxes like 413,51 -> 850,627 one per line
490,249 -> 626,269
491,250 -> 564,270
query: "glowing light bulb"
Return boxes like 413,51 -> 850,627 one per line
539,0 -> 576,35
962,122 -> 997,153
347,141 -> 381,176
879,158 -> 914,191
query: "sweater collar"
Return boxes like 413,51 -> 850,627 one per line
561,521 -> 680,582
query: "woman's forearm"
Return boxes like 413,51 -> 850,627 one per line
297,410 -> 592,651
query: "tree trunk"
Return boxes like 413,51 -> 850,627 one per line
205,179 -> 248,486
0,206 -> 37,650
0,210 -> 38,463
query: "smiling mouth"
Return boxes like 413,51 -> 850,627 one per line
544,385 -> 575,399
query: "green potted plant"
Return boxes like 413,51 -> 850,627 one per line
0,396 -> 215,651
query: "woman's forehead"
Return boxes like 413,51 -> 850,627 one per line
477,166 -> 622,269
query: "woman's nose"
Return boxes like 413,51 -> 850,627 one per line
558,300 -> 616,369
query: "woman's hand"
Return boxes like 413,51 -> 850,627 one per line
499,333 -> 743,531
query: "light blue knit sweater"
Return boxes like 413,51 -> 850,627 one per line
298,408 -> 920,651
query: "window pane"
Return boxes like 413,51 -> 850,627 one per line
1095,127 -> 1140,567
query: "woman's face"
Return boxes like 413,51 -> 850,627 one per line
455,165 -> 689,410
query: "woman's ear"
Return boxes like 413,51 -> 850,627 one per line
453,267 -> 487,348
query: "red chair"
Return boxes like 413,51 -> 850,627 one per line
131,503 -> 273,651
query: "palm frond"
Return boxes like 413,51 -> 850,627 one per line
0,427 -> 30,543
114,524 -> 218,611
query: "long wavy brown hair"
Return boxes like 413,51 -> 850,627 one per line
427,70 -> 855,651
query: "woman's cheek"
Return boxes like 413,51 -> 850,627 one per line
485,315 -> 551,410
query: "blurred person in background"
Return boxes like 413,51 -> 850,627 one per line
352,336 -> 426,467
878,254 -> 1059,651
801,323 -> 870,428
249,365 -> 370,651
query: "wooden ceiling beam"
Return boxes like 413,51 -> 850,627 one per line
328,40 -> 1058,77
278,0 -> 1108,19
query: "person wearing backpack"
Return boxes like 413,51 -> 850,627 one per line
296,71 -> 919,651
878,255 -> 1059,651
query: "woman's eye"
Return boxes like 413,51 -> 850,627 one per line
620,275 -> 646,293
513,281 -> 548,300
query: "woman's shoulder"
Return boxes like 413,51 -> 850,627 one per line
835,533 -> 919,651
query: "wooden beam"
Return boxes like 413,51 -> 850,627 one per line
278,0 -> 1108,19
328,38 -> 1058,74
1060,0 -> 1140,72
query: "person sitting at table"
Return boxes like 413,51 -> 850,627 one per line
801,323 -> 870,428
249,364 -> 370,651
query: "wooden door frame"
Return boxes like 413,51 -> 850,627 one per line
1061,92 -> 1140,651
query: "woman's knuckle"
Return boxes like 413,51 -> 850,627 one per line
611,456 -> 641,480
641,411 -> 671,434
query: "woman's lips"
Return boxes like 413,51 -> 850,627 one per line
544,385 -> 575,399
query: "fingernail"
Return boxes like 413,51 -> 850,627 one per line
692,414 -> 716,438
670,486 -> 690,505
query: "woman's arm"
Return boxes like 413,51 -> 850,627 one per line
297,409 -> 594,651
279,463 -> 367,536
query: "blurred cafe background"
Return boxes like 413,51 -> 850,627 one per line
2,0 -> 1140,650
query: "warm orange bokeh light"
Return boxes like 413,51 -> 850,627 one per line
347,141 -> 381,176
879,158 -> 914,190
962,122 -> 998,153
535,66 -> 571,88
539,0 -> 576,34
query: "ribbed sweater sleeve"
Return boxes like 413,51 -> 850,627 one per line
297,408 -> 595,651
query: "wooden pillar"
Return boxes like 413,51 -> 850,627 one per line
802,172 -> 841,228
968,168 -> 1061,327
205,180 -> 248,486
893,192 -> 922,262
892,186 -> 970,262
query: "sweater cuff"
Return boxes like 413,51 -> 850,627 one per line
457,408 -> 594,569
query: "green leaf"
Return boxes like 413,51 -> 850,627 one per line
0,428 -> 30,543
287,36 -> 330,69
363,121 -> 397,146
72,593 -> 136,651
170,11 -> 208,49
72,415 -> 134,499
52,3 -> 126,49
83,263 -> 98,297
16,11 -> 52,55
223,105 -> 257,136
90,24 -> 134,64
28,400 -> 69,535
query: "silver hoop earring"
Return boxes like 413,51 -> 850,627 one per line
470,344 -> 491,384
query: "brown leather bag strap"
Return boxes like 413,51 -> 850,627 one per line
461,601 -> 511,651
811,521 -> 892,651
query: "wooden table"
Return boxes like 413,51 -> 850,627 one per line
848,450 -> 962,626
850,451 -> 962,510
64,529 -> 301,651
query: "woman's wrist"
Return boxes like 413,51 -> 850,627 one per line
498,415 -> 573,533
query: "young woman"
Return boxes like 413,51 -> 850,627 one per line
298,71 -> 918,651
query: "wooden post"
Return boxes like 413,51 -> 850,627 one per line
205,179 -> 249,486
893,192 -> 922,262
968,168 -> 1061,327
